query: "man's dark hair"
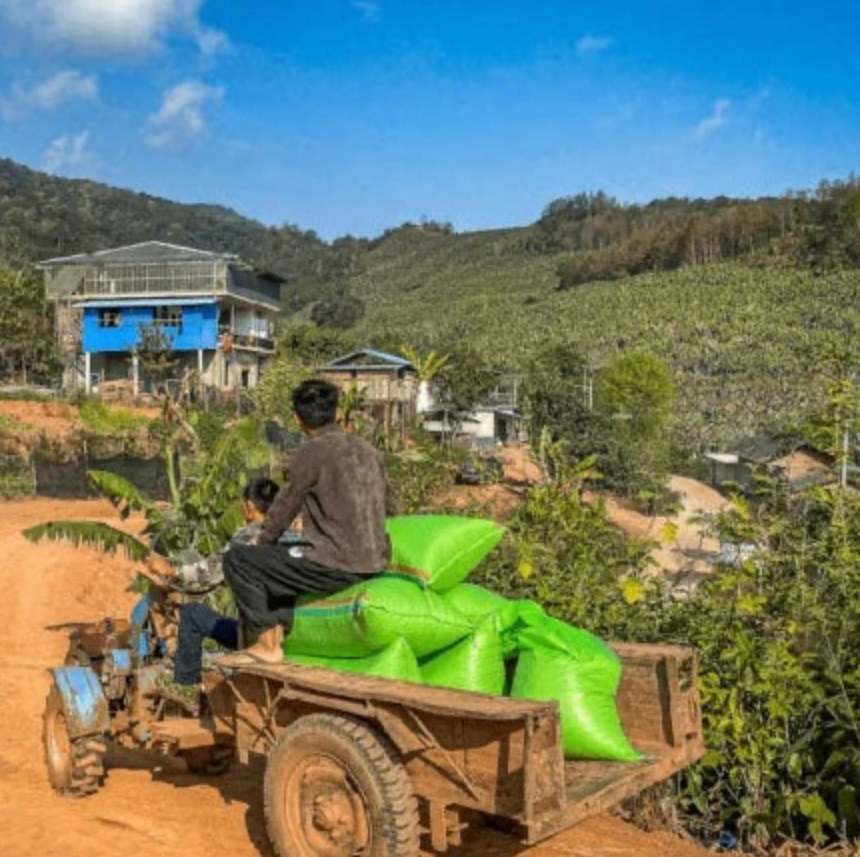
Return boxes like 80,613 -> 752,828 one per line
243,477 -> 280,513
292,378 -> 340,429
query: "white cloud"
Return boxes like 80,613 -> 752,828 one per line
147,79 -> 223,150
44,130 -> 93,173
351,1 -> 380,21
693,98 -> 731,139
576,35 -> 613,56
0,0 -> 228,58
1,70 -> 98,121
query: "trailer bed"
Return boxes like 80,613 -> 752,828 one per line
203,641 -> 703,849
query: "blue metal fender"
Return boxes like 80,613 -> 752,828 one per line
50,667 -> 110,740
130,595 -> 151,659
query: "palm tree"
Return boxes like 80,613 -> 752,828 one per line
399,346 -> 451,415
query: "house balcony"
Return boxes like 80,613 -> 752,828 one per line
218,328 -> 275,354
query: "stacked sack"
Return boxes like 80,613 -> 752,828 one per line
282,515 -> 640,762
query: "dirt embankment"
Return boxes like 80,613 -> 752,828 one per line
0,497 -> 713,857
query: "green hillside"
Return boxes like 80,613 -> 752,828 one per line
3,154 -> 859,449
351,228 -> 860,449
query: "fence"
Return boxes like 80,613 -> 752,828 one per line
0,454 -> 36,498
0,452 -> 170,501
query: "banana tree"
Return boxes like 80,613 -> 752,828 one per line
399,345 -> 451,415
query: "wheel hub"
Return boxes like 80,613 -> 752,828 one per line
293,757 -> 370,857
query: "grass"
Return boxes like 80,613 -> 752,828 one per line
78,398 -> 152,435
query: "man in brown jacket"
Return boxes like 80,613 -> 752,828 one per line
218,378 -> 394,666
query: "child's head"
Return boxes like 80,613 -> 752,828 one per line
241,477 -> 279,522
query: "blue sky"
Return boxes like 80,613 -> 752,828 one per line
0,1 -> 858,239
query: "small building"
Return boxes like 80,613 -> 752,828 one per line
39,241 -> 282,395
318,349 -> 417,435
421,373 -> 525,447
422,405 -> 524,447
705,434 -> 834,493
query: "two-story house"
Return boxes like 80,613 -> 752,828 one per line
39,241 -> 282,395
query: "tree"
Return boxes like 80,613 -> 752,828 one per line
399,345 -> 451,414
432,344 -> 498,442
133,323 -> 177,392
596,349 -> 676,499
521,343 -> 600,461
0,267 -> 60,383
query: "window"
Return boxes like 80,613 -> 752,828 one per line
153,306 -> 183,328
98,309 -> 122,328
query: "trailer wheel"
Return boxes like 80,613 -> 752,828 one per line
264,713 -> 419,857
184,745 -> 233,776
42,686 -> 106,797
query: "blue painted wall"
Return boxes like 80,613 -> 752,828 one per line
82,303 -> 218,353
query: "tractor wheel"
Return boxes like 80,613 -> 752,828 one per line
42,685 -> 106,797
183,745 -> 234,776
264,713 -> 419,857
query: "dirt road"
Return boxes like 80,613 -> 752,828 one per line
0,498 -> 712,857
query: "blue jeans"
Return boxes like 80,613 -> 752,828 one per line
174,602 -> 239,685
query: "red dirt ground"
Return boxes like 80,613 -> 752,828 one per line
0,497 -> 714,857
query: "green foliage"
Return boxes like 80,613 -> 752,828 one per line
250,354 -> 312,422
277,324 -> 358,364
0,452 -> 35,497
384,435 -> 455,514
133,323 -> 177,386
522,343 -> 598,460
399,345 -> 451,382
0,266 -> 60,383
87,470 -> 161,520
479,447 -> 860,848
22,520 -> 150,560
597,349 -> 676,499
432,342 -> 499,424
78,398 -> 151,435
523,347 -> 675,501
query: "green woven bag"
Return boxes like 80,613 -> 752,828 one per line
420,615 -> 506,695
441,583 -> 520,629
286,638 -> 422,683
284,576 -> 474,658
385,515 -> 505,591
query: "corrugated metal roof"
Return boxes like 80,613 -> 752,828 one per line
38,241 -> 234,267
322,349 -> 414,370
74,298 -> 217,308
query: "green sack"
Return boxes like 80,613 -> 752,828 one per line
516,617 -> 620,677
499,599 -> 547,658
511,642 -> 641,762
286,638 -> 422,683
285,577 -> 474,659
385,515 -> 506,591
441,583 -> 520,630
420,615 -> 506,695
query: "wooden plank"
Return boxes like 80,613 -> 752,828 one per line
229,662 -> 558,721
528,739 -> 705,843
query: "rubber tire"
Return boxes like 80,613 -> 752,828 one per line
42,685 -> 106,797
264,713 -> 419,857
183,745 -> 233,776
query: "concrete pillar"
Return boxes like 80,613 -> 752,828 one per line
84,352 -> 91,394
132,354 -> 139,397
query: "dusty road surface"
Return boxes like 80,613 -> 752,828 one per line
0,497 -> 712,857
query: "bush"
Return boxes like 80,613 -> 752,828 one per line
479,467 -> 860,850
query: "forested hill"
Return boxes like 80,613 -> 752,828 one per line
0,155 -> 359,319
4,153 -> 860,446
